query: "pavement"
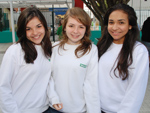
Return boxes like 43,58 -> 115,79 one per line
0,41 -> 150,113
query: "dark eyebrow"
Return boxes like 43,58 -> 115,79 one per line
26,26 -> 30,28
118,19 -> 126,21
37,23 -> 42,26
108,19 -> 113,21
108,19 -> 126,21
26,23 -> 42,28
68,23 -> 76,26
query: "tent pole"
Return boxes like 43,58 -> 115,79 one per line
10,0 -> 16,43
131,0 -> 133,6
52,4 -> 55,42
139,0 -> 141,27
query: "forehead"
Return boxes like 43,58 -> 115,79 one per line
67,17 -> 83,25
109,10 -> 128,21
26,17 -> 41,26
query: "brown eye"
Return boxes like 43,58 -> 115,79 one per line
26,28 -> 30,31
120,22 -> 124,24
69,25 -> 73,27
37,26 -> 42,28
108,21 -> 113,24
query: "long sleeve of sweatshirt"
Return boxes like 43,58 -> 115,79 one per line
0,45 -> 20,113
118,44 -> 149,113
83,45 -> 101,113
47,76 -> 60,105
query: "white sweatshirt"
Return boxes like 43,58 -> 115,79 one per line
99,42 -> 149,113
51,42 -> 101,113
0,43 -> 59,113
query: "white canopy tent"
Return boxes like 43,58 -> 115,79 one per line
0,0 -> 74,42
128,0 -> 150,10
0,0 -> 73,8
128,0 -> 150,28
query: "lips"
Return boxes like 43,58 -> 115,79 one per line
71,34 -> 79,38
111,31 -> 120,36
33,35 -> 41,39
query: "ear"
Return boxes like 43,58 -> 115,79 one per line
129,25 -> 132,30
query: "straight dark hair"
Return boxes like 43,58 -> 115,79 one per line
97,4 -> 139,80
17,7 -> 52,63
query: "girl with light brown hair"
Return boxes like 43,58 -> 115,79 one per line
49,7 -> 101,113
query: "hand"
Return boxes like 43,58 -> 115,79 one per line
53,103 -> 63,110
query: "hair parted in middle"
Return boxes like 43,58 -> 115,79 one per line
17,6 -> 52,63
58,7 -> 92,58
97,3 -> 139,80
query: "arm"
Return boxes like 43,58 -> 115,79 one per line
47,76 -> 62,110
118,49 -> 149,113
83,45 -> 101,113
0,47 -> 21,113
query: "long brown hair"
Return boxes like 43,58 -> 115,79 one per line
58,7 -> 92,58
17,7 -> 52,63
97,4 -> 139,80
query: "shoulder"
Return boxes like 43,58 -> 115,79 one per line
3,43 -> 22,61
134,41 -> 147,52
52,41 -> 60,53
91,43 -> 98,52
52,41 -> 60,47
6,43 -> 22,54
87,43 -> 98,55
133,41 -> 148,55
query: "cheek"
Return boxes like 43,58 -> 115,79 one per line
107,26 -> 111,34
122,26 -> 129,33
42,30 -> 46,36
26,31 -> 30,38
107,24 -> 111,29
81,29 -> 86,35
65,28 -> 71,35
40,27 -> 45,34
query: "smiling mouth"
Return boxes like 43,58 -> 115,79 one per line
71,34 -> 79,38
112,32 -> 120,35
33,35 -> 40,39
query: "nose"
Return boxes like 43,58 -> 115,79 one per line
32,28 -> 38,35
73,27 -> 78,33
112,23 -> 118,30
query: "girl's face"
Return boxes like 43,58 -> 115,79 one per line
108,10 -> 132,44
26,17 -> 45,45
65,17 -> 86,45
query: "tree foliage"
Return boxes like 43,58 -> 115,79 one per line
82,0 -> 130,30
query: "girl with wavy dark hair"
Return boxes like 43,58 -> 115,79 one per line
97,4 -> 149,113
0,7 -> 62,113
50,7 -> 100,113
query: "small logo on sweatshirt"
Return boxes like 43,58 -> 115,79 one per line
48,59 -> 50,62
80,63 -> 87,68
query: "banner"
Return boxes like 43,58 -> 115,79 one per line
75,0 -> 83,9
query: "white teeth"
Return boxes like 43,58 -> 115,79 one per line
34,35 -> 40,39
72,35 -> 79,37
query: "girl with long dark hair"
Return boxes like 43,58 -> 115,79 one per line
0,7 -> 62,113
97,4 -> 149,113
